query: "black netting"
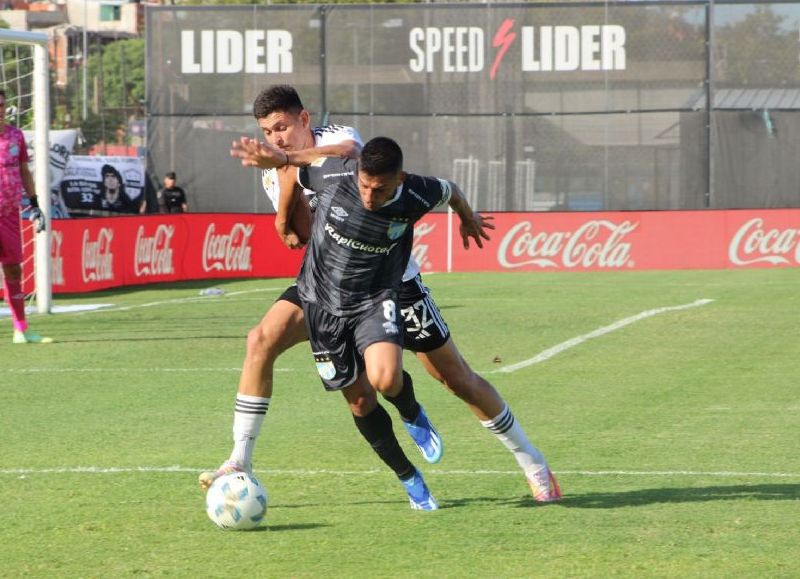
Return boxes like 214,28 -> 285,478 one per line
145,2 -> 800,213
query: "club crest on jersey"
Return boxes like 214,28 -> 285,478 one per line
387,219 -> 408,240
314,352 -> 337,380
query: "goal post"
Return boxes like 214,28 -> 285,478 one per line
0,28 -> 51,313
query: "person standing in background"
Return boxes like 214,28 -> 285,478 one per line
157,171 -> 188,214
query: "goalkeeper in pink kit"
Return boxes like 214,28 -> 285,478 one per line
0,88 -> 50,344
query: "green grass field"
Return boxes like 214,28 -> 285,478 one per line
2,269 -> 799,577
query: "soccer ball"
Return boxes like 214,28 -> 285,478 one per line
205,471 -> 268,531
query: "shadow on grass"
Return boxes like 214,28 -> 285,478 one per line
253,484 -> 800,511
53,334 -> 246,343
258,523 -> 330,532
560,483 -> 800,509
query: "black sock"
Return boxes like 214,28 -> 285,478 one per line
352,404 -> 415,480
382,371 -> 421,423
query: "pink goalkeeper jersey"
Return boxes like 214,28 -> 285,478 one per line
0,124 -> 29,217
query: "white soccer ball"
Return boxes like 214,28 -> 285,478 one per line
205,471 -> 268,531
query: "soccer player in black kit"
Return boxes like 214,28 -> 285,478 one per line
296,137 -> 459,509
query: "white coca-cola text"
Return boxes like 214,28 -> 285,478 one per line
50,230 -> 64,286
202,223 -> 254,272
82,228 -> 115,282
134,225 -> 176,277
497,219 -> 637,269
411,222 -> 436,271
728,218 -> 800,266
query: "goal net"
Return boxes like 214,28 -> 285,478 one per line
0,29 -> 51,313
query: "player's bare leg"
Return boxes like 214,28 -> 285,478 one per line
199,299 -> 307,491
418,337 -> 561,502
416,338 -> 503,420
365,342 -> 443,464
238,299 -> 308,398
363,341 -> 404,397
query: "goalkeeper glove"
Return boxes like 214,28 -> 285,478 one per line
28,197 -> 46,233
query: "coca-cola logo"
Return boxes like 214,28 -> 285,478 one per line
498,220 -> 637,269
411,222 -> 436,271
82,228 -> 114,282
729,218 -> 800,266
50,230 -> 64,286
202,223 -> 254,272
134,224 -> 175,277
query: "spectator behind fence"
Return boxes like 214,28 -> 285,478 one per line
157,171 -> 188,214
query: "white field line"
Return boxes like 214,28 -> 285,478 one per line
7,299 -> 713,376
5,367 -> 296,374
70,287 -> 285,316
0,466 -> 797,478
492,298 -> 715,374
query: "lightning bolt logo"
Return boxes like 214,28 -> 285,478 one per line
490,18 -> 517,80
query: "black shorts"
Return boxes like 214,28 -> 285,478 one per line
398,274 -> 450,353
302,299 -> 404,391
278,276 -> 450,354
277,284 -> 302,307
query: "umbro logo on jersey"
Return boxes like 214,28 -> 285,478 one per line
330,206 -> 349,221
407,188 -> 431,208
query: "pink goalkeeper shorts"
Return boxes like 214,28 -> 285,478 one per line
0,211 -> 23,265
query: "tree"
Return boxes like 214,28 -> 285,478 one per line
716,6 -> 800,86
74,38 -> 145,149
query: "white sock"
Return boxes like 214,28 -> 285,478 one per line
481,404 -> 547,475
229,394 -> 270,468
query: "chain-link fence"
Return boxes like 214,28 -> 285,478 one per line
147,1 -> 800,213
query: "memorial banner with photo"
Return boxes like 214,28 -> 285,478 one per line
59,156 -> 146,216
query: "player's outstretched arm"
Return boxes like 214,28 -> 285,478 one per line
230,137 -> 288,169
447,181 -> 495,250
230,137 -> 361,169
283,140 -> 362,167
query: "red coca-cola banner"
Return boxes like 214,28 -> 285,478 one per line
24,213 -> 303,294
17,209 -> 800,296
413,208 -> 800,273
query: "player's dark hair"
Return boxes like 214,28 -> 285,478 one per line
253,85 -> 304,119
360,137 -> 403,176
0,88 -> 5,99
